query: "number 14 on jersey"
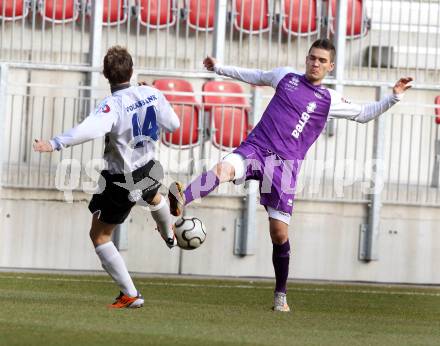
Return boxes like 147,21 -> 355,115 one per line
131,106 -> 158,148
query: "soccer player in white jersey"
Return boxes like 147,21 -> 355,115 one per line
34,46 -> 180,308
169,39 -> 413,312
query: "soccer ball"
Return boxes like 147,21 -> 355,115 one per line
174,216 -> 206,250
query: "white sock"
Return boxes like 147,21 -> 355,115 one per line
149,195 -> 173,241
95,241 -> 138,297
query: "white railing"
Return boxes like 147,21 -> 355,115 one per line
2,81 -> 440,206
0,1 -> 438,84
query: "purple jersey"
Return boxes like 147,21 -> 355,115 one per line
245,73 -> 331,160
213,64 -> 402,161
181,64 -> 404,219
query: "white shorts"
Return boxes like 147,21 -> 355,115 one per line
266,206 -> 291,225
222,153 -> 292,225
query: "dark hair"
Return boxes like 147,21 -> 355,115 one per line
308,39 -> 336,62
103,46 -> 133,85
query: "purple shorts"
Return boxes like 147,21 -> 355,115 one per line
233,142 -> 301,215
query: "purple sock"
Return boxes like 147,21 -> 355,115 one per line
272,240 -> 290,294
183,171 -> 220,205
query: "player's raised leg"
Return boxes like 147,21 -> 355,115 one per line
168,160 -> 236,217
90,214 -> 144,308
268,214 -> 291,312
148,192 -> 176,248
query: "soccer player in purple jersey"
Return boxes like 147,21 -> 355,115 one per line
169,39 -> 413,312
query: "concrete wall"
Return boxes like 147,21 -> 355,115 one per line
1,188 -> 439,284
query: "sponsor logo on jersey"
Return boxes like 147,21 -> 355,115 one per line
292,101 -> 316,139
289,76 -> 299,87
287,199 -> 293,206
126,95 -> 157,113
285,76 -> 300,91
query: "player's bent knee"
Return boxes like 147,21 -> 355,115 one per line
215,162 -> 235,182
210,163 -> 231,183
270,229 -> 289,245
145,192 -> 161,206
89,230 -> 99,246
90,230 -> 112,247
221,153 -> 245,181
89,228 -> 100,243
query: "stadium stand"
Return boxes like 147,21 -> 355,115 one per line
0,0 -> 29,19
281,0 -> 318,35
136,0 -> 176,28
86,0 -> 127,26
153,79 -> 200,147
203,81 -> 250,149
328,0 -> 370,38
233,0 -> 270,34
38,0 -> 80,23
185,0 -> 215,31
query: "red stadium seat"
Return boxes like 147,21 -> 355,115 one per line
86,0 -> 127,26
0,0 -> 29,20
153,79 -> 199,147
203,81 -> 248,110
329,0 -> 369,38
164,104 -> 199,147
234,0 -> 270,34
38,0 -> 79,23
153,79 -> 197,103
211,107 -> 249,148
282,0 -> 318,35
435,96 -> 440,125
136,0 -> 176,28
186,0 -> 215,31
203,81 -> 249,149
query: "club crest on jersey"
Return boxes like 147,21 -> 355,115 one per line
306,102 -> 317,113
97,100 -> 111,114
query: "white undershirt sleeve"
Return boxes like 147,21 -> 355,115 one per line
155,91 -> 180,133
328,88 -> 403,123
50,107 -> 118,150
213,64 -> 297,88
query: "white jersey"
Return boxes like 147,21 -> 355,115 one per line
213,64 -> 403,123
50,85 -> 180,174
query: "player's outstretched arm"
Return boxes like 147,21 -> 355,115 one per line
33,104 -> 118,152
203,55 -> 287,88
393,77 -> 413,95
203,56 -> 216,71
329,77 -> 414,123
33,139 -> 53,153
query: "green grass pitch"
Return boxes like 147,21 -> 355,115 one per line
0,272 -> 439,345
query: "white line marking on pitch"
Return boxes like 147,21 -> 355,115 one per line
0,275 -> 439,297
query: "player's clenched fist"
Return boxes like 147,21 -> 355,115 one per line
203,56 -> 217,71
33,139 -> 54,152
393,77 -> 413,95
